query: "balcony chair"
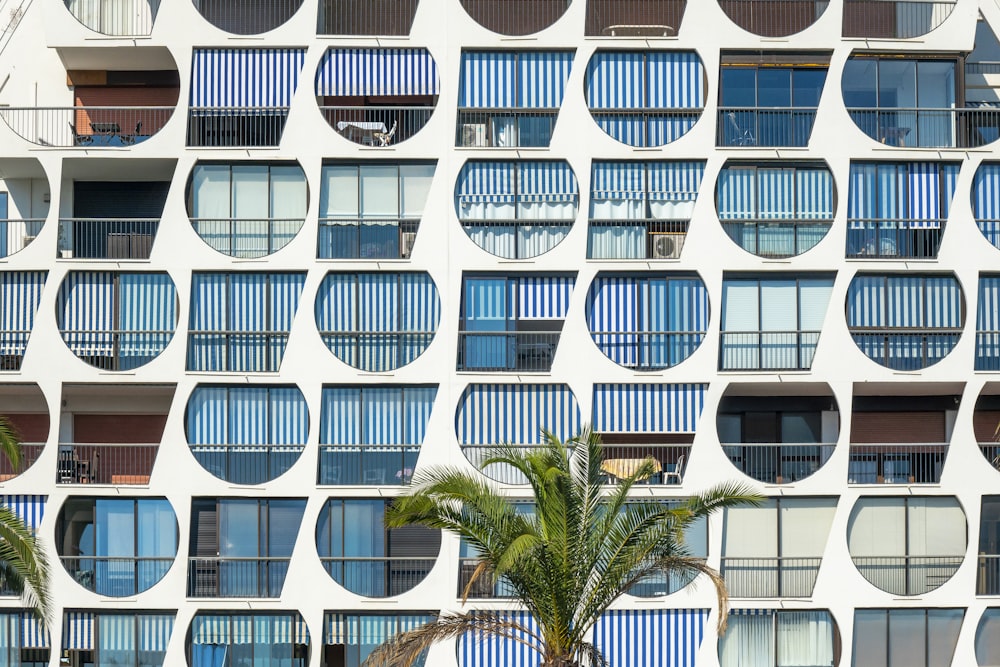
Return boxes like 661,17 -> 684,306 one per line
663,453 -> 685,484
120,121 -> 143,146
727,112 -> 755,146
373,121 -> 397,147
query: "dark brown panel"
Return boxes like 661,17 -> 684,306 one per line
850,411 -> 945,443
73,414 -> 167,444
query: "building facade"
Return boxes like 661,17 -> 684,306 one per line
0,0 -> 998,665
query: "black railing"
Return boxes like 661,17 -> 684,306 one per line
58,218 -> 159,259
459,221 -> 573,260
587,220 -> 690,260
187,332 -> 290,372
723,443 -> 836,484
852,555 -> 963,595
321,557 -> 437,597
719,331 -> 820,371
456,110 -> 559,147
590,331 -> 705,370
457,332 -> 561,372
722,220 -> 831,258
319,332 -> 436,372
0,442 -> 42,481
0,333 -> 30,370
850,330 -> 962,371
720,556 -> 822,597
318,445 -> 419,485
0,219 -> 44,258
847,444 -> 948,484
588,109 -> 703,147
585,0 -> 686,36
60,330 -> 174,371
318,219 -> 419,260
843,0 -> 956,39
187,557 -> 290,598
318,0 -> 419,34
979,443 -> 1000,471
319,107 -> 435,146
62,556 -> 173,596
190,218 -> 304,258
978,554 -> 1000,595
459,0 -> 570,35
0,106 -> 174,147
56,443 -> 158,485
187,108 -> 289,147
190,444 -> 304,485
457,558 -> 516,598
847,107 -> 1000,148
717,107 -> 819,147
718,0 -> 829,37
194,0 -> 303,34
977,333 -> 1000,371
846,219 -> 944,259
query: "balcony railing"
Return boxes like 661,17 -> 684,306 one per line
457,332 -> 561,372
456,110 -> 559,147
460,220 -> 572,259
56,443 -> 158,485
978,554 -> 1000,595
850,330 -> 962,371
585,0 -> 686,36
719,331 -> 820,371
847,108 -> 1000,148
319,107 -> 435,147
60,330 -> 174,371
187,331 -> 290,372
63,0 -> 158,36
458,558 -> 516,599
0,442 -> 43,481
843,0 -> 956,39
318,219 -> 419,259
717,108 -> 819,147
187,108 -> 289,147
193,0 -> 304,35
847,444 -> 948,484
588,109 -> 703,147
722,221 -> 831,258
190,218 -> 304,259
62,556 -> 173,596
57,218 -> 159,259
587,220 -> 689,260
979,443 -> 1000,471
320,557 -> 437,597
318,445 -> 419,485
590,331 -> 705,370
0,219 -> 44,258
852,555 -> 963,595
318,0 -> 419,35
720,556 -> 822,597
846,220 -> 944,259
975,333 -> 1000,371
187,557 -> 290,598
319,332 -> 436,372
723,443 -> 836,484
459,0 -> 570,35
190,443 -> 305,485
0,107 -> 174,147
0,334 -> 30,371
718,0 -> 829,37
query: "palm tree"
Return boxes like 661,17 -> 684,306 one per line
0,416 -> 51,624
365,427 -> 761,667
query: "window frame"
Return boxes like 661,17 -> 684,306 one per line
186,162 -> 309,221
852,607 -> 965,667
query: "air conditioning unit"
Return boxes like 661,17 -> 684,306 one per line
460,123 -> 487,147
651,232 -> 686,259
400,232 -> 417,259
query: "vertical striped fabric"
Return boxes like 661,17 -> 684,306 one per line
717,167 -> 756,220
320,386 -> 437,445
458,51 -> 573,108
57,271 -> 114,355
99,614 -> 135,652
648,161 -> 705,201
458,611 -> 541,667
847,274 -> 963,328
20,612 -> 47,649
848,162 -> 958,228
456,161 -> 580,204
973,163 -> 1000,246
516,276 -> 575,319
186,385 -> 308,445
2,495 -> 45,531
192,613 -> 306,645
591,162 -> 646,200
594,609 -> 708,667
63,612 -> 94,650
138,614 -> 174,652
592,384 -> 707,433
456,383 -> 582,445
718,165 -> 833,219
325,613 -> 433,646
315,48 -> 439,97
0,271 -> 45,355
518,162 -> 578,202
190,48 -> 307,106
586,51 -> 704,109
118,272 -> 178,358
979,276 -> 1000,332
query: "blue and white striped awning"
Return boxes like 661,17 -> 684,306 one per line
847,162 -> 959,229
20,613 -> 47,649
586,51 -> 704,109
847,274 -> 964,328
519,162 -> 578,203
186,385 -> 309,445
57,271 -> 114,355
192,614 -> 305,645
456,383 -> 582,445
591,162 -> 645,200
458,611 -> 541,667
517,276 -> 575,319
325,613 -> 432,645
315,48 -> 440,97
729,608 -> 775,616
458,51 -> 573,108
315,273 -> 441,334
138,614 -> 174,652
190,48 -> 306,107
457,162 -> 516,204
63,612 -> 94,650
974,162 -> 1000,220
2,495 -> 45,531
0,271 -> 45,355
592,384 -> 707,433
979,276 -> 1000,333
189,272 -> 306,332
594,609 -> 708,667
320,386 -> 438,446
587,275 -> 710,333
648,162 -> 705,201
456,161 -> 579,205
718,165 -> 834,220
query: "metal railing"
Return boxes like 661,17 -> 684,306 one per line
717,107 -> 819,147
457,332 -> 561,372
63,0 -> 158,36
190,443 -> 304,485
187,331 -> 290,372
318,219 -> 419,260
849,330 -> 962,371
461,445 -> 688,485
190,218 -> 304,259
847,444 -> 948,484
318,445 -> 419,485
319,107 -> 435,147
628,568 -> 700,597
318,0 -> 418,34
589,331 -> 705,371
0,218 -> 44,258
459,220 -> 572,259
57,218 -> 159,259
979,443 -> 1000,470
721,220 -> 831,258
589,109 -> 703,147
458,0 -> 570,35
187,108 -> 289,147
843,0 -> 956,39
0,106 -> 174,147
720,556 -> 822,597
718,0 -> 829,36
719,331 -> 820,371
846,219 -> 944,259
585,0 -> 686,36
456,110 -> 559,147
187,557 -> 290,598
59,330 -> 174,371
587,219 -> 690,260
61,556 -> 173,596
193,0 -> 303,34
457,558 -> 516,598
56,443 -> 158,485
978,333 -> 1000,370
978,554 -> 1000,595
0,332 -> 29,370
722,443 -> 836,484
0,442 -> 42,480
320,557 -> 437,597
319,332 -> 436,372
852,555 -> 963,595
847,107 -> 1000,148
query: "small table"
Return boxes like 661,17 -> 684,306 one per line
336,121 -> 388,145
601,458 -> 663,481
880,126 -> 910,146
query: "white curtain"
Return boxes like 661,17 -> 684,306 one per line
589,197 -> 644,220
760,280 -> 797,369
722,502 -> 777,597
907,497 -> 965,593
518,225 -> 570,258
360,166 -> 400,220
460,200 -> 516,220
269,166 -> 307,253
776,611 -> 833,667
848,498 -> 907,593
232,166 -> 269,258
650,199 -> 695,219
587,225 -> 644,259
491,117 -> 517,147
779,499 -> 835,595
399,165 -> 434,219
517,201 -> 575,221
465,225 -> 516,258
321,166 -> 360,219
192,165 -> 231,254
720,615 -> 774,667
721,281 -> 761,369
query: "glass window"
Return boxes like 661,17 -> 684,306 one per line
324,613 -> 436,667
720,610 -> 835,667
188,613 -> 307,667
976,609 -> 1000,666
852,609 -> 964,667
721,68 -> 757,107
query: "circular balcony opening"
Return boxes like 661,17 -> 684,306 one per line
64,0 -> 160,36
315,272 -> 440,372
455,160 -> 577,259
973,162 -> 1000,252
720,609 -> 839,664
847,496 -> 966,595
0,159 -> 49,259
193,0 -> 304,34
977,608 -> 1000,665
585,50 -> 705,147
316,48 -> 439,147
317,499 -> 441,597
718,0 -> 829,37
846,273 -> 964,370
185,384 -> 308,485
974,386 -> 1000,474
187,161 -> 307,259
56,271 -> 178,371
0,385 -> 47,481
460,0 -> 570,35
585,272 -> 709,371
717,161 -> 834,258
56,496 -> 178,596
842,0 -> 957,39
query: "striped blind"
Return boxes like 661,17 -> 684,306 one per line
458,51 -> 573,108
592,384 -> 707,433
0,271 -> 45,355
316,48 -> 439,97
847,162 -> 959,229
586,51 -> 704,109
186,385 -> 308,445
456,161 -> 578,206
190,48 -> 306,107
320,386 -> 437,445
717,165 -> 834,220
847,274 -> 963,329
455,383 -> 582,445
